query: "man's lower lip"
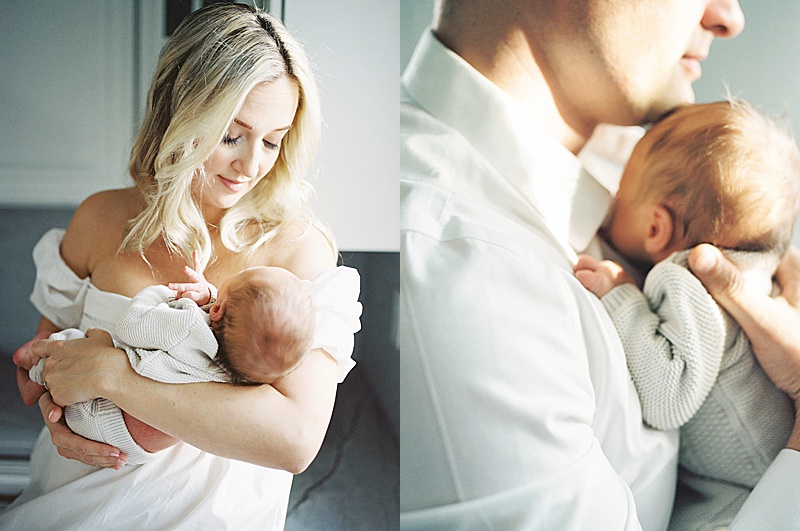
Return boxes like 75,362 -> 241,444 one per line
681,57 -> 702,79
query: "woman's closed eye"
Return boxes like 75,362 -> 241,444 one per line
222,134 -> 241,146
222,134 -> 279,151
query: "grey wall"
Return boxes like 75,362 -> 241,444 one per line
694,1 -> 800,130
0,208 -> 75,354
401,1 -> 435,74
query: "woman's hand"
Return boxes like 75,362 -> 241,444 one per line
31,327 -> 135,467
689,244 -> 800,449
32,328 -> 128,406
38,391 -> 127,469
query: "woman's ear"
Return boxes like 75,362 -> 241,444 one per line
643,204 -> 674,257
209,300 -> 227,322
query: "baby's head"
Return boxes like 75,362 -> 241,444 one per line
209,266 -> 315,384
604,99 -> 800,268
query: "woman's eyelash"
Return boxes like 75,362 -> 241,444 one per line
223,135 -> 278,150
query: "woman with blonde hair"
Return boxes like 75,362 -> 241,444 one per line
3,3 -> 361,529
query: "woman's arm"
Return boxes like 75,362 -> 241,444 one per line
36,224 -> 342,472
36,329 -> 339,472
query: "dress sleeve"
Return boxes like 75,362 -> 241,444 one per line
601,260 -> 726,430
303,266 -> 362,383
29,228 -> 91,330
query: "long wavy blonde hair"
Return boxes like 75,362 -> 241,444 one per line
124,3 -> 324,269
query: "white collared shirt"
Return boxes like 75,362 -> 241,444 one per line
399,29 -> 800,530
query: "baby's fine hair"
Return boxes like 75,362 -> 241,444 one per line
632,98 -> 800,257
214,273 -> 316,384
124,2 -> 327,268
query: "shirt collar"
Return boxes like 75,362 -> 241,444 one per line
403,29 -> 640,258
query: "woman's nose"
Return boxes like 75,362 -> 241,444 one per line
233,145 -> 259,178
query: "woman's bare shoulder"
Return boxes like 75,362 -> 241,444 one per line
62,188 -> 144,278
72,188 -> 143,223
268,220 -> 337,281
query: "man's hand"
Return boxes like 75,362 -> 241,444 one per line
689,244 -> 800,402
574,254 -> 636,298
689,244 -> 800,450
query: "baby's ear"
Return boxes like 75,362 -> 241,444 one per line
209,300 -> 226,322
643,204 -> 675,257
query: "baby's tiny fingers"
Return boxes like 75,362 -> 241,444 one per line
184,265 -> 204,283
574,254 -> 598,273
169,282 -> 196,293
192,250 -> 203,274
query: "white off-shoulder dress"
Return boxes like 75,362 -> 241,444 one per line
0,228 -> 362,531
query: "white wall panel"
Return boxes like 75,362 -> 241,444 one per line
284,0 -> 400,252
0,1 -> 134,205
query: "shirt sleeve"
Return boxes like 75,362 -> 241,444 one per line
401,233 -> 655,530
601,262 -> 726,430
730,450 -> 800,528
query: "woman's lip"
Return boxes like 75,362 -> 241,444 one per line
217,175 -> 248,193
681,56 -> 702,80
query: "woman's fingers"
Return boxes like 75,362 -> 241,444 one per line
32,330 -> 119,406
38,388 -> 63,423
30,336 -> 64,362
38,391 -> 127,469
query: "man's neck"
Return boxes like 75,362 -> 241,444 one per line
433,22 -> 590,154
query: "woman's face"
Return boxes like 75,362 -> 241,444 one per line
197,77 -> 299,218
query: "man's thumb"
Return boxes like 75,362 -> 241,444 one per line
689,243 -> 748,315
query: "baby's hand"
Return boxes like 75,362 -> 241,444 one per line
574,254 -> 635,298
168,251 -> 215,305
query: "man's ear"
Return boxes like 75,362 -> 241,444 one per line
643,204 -> 674,256
209,300 -> 227,322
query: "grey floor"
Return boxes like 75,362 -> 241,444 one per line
0,355 -> 399,529
287,364 -> 399,529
